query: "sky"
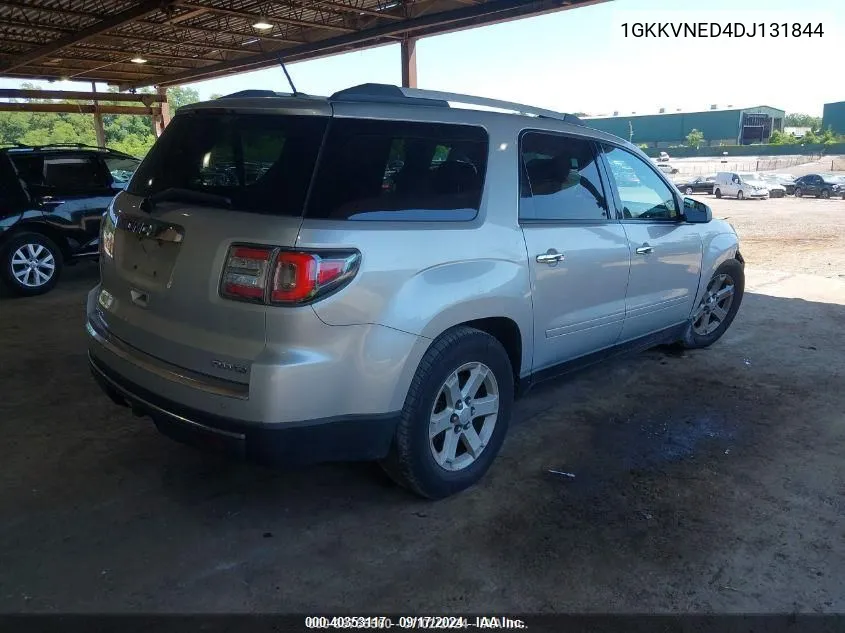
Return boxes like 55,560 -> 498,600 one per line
2,0 -> 843,116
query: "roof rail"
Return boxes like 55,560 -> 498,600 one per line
1,142 -> 117,153
218,89 -> 286,99
330,83 -> 583,124
35,142 -> 108,150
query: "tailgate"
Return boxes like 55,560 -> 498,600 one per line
97,192 -> 301,384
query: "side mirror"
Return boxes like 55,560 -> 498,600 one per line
683,197 -> 712,223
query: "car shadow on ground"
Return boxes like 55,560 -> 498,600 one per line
1,282 -> 843,612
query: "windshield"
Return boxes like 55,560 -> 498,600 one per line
740,173 -> 763,182
127,111 -> 327,215
104,155 -> 140,186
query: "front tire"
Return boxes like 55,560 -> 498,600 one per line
681,259 -> 744,349
794,187 -> 803,197
715,188 -> 722,199
685,187 -> 693,195
381,326 -> 514,499
0,232 -> 63,297
737,190 -> 744,200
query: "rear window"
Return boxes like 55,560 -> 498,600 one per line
128,112 -> 327,215
307,119 -> 488,221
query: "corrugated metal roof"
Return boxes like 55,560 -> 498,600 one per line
0,0 -> 609,89
586,105 -> 785,119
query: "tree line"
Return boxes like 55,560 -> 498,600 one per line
0,84 -> 213,157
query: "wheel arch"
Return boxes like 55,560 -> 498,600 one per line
692,231 -> 742,312
388,308 -> 531,414
0,219 -> 71,259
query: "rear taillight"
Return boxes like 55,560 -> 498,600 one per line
220,245 -> 359,305
220,246 -> 273,302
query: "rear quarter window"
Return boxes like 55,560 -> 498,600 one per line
307,119 -> 488,221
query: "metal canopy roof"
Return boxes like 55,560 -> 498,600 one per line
0,0 -> 607,90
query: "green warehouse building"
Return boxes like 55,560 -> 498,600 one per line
822,101 -> 845,135
584,105 -> 785,148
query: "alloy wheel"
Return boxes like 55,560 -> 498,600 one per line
429,361 -> 500,472
692,273 -> 735,336
10,243 -> 56,288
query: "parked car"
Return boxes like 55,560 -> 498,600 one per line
713,172 -> 769,200
0,143 -> 141,296
87,84 -> 745,499
793,174 -> 844,199
758,175 -> 787,198
657,163 -> 679,175
761,173 -> 796,195
658,151 -> 670,162
675,175 -> 716,195
829,175 -> 845,198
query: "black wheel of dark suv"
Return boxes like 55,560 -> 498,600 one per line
0,232 -> 64,297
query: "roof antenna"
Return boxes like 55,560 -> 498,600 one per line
277,54 -> 298,96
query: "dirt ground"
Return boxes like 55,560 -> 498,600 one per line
1,198 -> 844,613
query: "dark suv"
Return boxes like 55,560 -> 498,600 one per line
793,174 -> 845,199
0,144 -> 140,296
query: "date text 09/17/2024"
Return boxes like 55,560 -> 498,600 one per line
304,616 -> 527,629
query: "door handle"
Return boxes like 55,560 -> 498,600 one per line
635,244 -> 654,255
536,249 -> 565,264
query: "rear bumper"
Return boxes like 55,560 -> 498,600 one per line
89,352 -> 400,464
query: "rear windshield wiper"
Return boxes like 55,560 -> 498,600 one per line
142,187 -> 232,212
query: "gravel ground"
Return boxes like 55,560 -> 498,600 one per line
706,195 -> 845,278
1,200 -> 844,613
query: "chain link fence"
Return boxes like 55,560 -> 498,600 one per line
829,157 -> 845,172
672,155 -> 826,176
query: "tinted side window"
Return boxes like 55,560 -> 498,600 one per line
0,155 -> 28,207
10,155 -> 44,187
42,155 -> 111,192
308,119 -> 488,221
602,145 -> 678,220
519,132 -> 608,221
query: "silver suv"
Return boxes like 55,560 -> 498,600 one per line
87,84 -> 744,499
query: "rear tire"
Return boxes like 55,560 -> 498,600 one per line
381,326 -> 514,499
0,231 -> 63,297
681,259 -> 744,349
715,189 -> 722,199
685,187 -> 693,195
821,189 -> 830,199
